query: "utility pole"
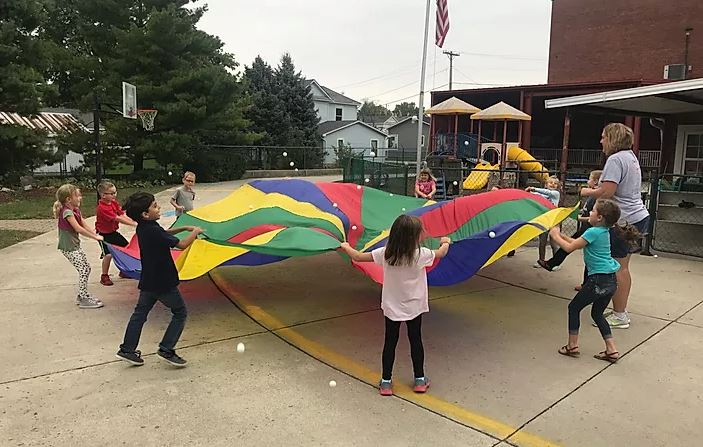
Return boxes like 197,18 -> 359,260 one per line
443,50 -> 460,90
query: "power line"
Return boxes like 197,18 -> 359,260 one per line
330,62 -> 421,89
383,83 -> 449,106
366,68 -> 448,100
455,50 -> 547,62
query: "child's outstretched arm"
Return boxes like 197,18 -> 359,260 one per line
434,237 -> 451,259
549,227 -> 586,253
339,242 -> 373,262
67,215 -> 103,241
175,227 -> 203,249
116,214 -> 137,226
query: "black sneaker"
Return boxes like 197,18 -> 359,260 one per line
116,349 -> 144,366
157,349 -> 187,367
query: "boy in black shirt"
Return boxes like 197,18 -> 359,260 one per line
116,192 -> 202,367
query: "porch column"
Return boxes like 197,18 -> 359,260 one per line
522,94 -> 532,150
633,116 -> 641,154
559,109 -> 572,193
454,113 -> 458,156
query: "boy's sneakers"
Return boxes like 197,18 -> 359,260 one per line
379,380 -> 393,396
78,296 -> 103,309
116,349 -> 144,366
157,349 -> 187,367
100,274 -> 114,286
413,377 -> 430,393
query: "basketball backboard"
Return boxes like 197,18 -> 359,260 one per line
122,82 -> 137,119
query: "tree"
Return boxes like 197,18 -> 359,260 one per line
393,101 -> 419,117
0,0 -> 60,181
44,0 -> 257,176
358,100 -> 391,121
244,53 -> 322,168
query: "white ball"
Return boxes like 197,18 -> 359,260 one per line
329,380 -> 337,388
653,254 -> 658,258
283,151 -> 288,157
295,168 -> 299,172
453,181 -> 458,186
369,151 -> 376,157
236,342 -> 245,353
168,171 -> 173,176
351,225 -> 357,230
364,178 -> 370,183
488,231 -> 496,238
289,161 -> 295,167
332,202 -> 338,208
357,185 -> 362,189
401,208 -> 406,211
389,193 -> 394,197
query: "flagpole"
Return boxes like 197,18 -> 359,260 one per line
415,0 -> 431,177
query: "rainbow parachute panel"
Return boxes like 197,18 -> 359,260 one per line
109,179 -> 576,286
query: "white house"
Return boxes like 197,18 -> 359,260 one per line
319,120 -> 388,166
306,79 -> 360,122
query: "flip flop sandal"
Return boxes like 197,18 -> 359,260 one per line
594,351 -> 619,363
558,345 -> 580,357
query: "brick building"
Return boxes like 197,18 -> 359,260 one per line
548,0 -> 703,84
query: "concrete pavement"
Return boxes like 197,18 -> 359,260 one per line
1,175 -> 702,446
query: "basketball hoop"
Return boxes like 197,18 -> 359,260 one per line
137,109 -> 158,131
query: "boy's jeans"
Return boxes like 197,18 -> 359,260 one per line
120,287 -> 187,353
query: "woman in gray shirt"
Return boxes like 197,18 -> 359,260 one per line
580,123 -> 649,330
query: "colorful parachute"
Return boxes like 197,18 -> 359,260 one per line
109,179 -> 576,286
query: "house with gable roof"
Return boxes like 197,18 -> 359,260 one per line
305,79 -> 360,123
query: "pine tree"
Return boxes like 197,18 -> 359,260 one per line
0,0 -> 60,180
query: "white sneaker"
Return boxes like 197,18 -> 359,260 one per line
78,296 -> 104,309
533,262 -> 541,268
606,313 -> 630,329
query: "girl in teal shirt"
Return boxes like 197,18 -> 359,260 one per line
549,199 -> 624,363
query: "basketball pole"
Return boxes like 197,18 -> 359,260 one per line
93,92 -> 103,187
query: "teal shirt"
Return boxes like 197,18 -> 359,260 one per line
581,227 -> 620,275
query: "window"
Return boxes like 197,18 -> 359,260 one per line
388,135 -> 398,149
335,108 -> 343,121
370,139 -> 378,150
684,133 -> 703,175
337,138 -> 345,148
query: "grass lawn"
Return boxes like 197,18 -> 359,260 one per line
0,229 -> 44,249
0,185 -> 170,220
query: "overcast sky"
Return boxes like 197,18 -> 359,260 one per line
194,0 -> 553,107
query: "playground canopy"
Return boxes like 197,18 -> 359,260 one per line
470,101 -> 532,121
426,97 -> 481,115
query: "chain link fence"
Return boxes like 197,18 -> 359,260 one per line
650,173 -> 703,258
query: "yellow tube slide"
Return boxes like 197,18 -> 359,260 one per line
507,146 -> 549,184
462,162 -> 498,190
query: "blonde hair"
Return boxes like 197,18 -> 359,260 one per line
418,168 -> 435,182
183,171 -> 196,180
546,176 -> 561,188
53,184 -> 79,218
98,180 -> 115,194
603,123 -> 634,153
589,170 -> 603,182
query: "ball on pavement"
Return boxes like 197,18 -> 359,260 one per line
236,342 -> 245,353
329,380 -> 337,388
488,231 -> 496,238
653,254 -> 658,258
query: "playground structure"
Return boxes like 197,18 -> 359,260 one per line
425,98 -> 550,195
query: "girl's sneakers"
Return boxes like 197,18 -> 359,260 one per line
379,380 -> 393,396
413,377 -> 430,393
78,295 -> 103,309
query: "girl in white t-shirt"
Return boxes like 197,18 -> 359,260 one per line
340,215 -> 451,396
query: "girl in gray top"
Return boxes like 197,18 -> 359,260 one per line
580,123 -> 649,329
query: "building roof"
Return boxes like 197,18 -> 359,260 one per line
318,120 -> 388,137
0,111 -> 89,134
305,79 -> 361,106
387,116 -> 430,129
544,77 -> 703,116
470,101 -> 532,121
426,97 -> 481,115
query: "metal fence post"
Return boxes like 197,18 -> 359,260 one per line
641,168 -> 659,256
404,163 -> 409,196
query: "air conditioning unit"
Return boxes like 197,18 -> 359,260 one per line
664,64 -> 687,81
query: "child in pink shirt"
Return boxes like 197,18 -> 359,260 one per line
415,168 -> 437,199
340,215 -> 451,396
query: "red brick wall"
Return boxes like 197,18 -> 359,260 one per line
548,0 -> 703,84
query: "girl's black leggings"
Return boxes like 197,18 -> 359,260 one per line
568,273 -> 617,339
382,314 -> 424,381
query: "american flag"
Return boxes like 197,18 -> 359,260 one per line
435,0 -> 450,48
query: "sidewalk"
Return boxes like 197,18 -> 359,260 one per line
1,175 -> 702,447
